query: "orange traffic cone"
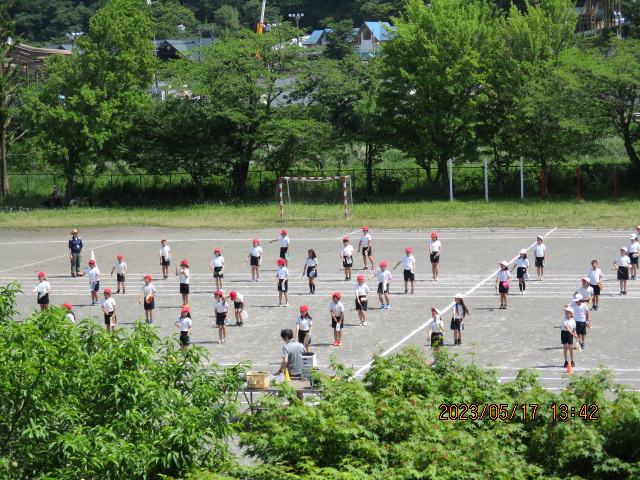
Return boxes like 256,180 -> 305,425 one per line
566,361 -> 574,374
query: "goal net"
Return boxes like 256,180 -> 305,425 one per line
279,176 -> 354,220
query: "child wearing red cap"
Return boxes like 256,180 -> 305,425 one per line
340,238 -> 355,281
276,258 -> 290,307
209,248 -> 225,290
393,247 -> 416,294
214,290 -> 229,343
175,306 -> 192,349
61,303 -> 75,323
296,305 -> 313,352
228,290 -> 246,326
32,272 -> 51,311
429,233 -> 441,281
159,239 -> 171,280
175,260 -> 190,305
270,229 -> 290,267
302,249 -> 318,294
101,288 -> 116,331
369,262 -> 392,309
354,275 -> 370,325
357,226 -> 374,270
110,255 -> 127,294
329,292 -> 345,346
84,260 -> 100,306
139,275 -> 156,324
246,239 -> 263,281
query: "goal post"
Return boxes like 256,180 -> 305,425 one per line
279,176 -> 353,220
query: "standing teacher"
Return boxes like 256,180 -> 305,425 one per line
68,229 -> 83,277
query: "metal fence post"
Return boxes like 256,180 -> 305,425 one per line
448,159 -> 453,201
483,157 -> 488,202
520,156 -> 524,200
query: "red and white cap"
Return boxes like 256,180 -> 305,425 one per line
229,291 -> 237,300
379,261 -> 388,267
581,277 -> 590,283
431,307 -> 441,315
276,258 -> 286,264
104,288 -> 112,294
300,305 -> 309,312
38,272 -> 46,277
332,292 -> 341,299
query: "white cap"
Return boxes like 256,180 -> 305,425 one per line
454,293 -> 463,299
537,235 -> 543,240
631,235 -> 637,239
581,277 -> 590,283
499,260 -> 508,266
519,249 -> 527,254
564,306 -> 574,313
573,294 -> 583,301
621,246 -> 628,252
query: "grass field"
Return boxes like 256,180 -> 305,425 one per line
1,199 -> 639,230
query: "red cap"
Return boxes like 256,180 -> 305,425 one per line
61,303 -> 72,310
144,275 -> 152,280
276,258 -> 286,264
181,260 -> 188,266
405,247 -> 412,252
431,232 -> 437,238
253,238 -> 259,243
357,275 -> 365,280
380,262 -> 388,267
343,238 -> 349,242
214,290 -> 223,296
281,229 -> 287,234
104,288 -> 112,294
332,292 -> 341,299
89,260 -> 96,264
38,272 -> 45,277
180,306 -> 190,312
300,305 -> 309,312
214,248 -> 221,253
117,255 -> 124,259
161,239 -> 167,242
362,226 -> 369,230
229,291 -> 237,300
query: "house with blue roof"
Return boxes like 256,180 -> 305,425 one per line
355,21 -> 397,56
302,29 -> 330,47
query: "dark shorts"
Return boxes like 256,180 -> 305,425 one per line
279,247 -> 288,258
362,246 -> 372,255
37,293 -> 49,305
104,312 -> 114,324
331,317 -> 344,329
298,330 -> 310,345
535,257 -> 545,267
516,267 -> 527,279
216,311 -> 226,326
342,257 -> 353,268
355,297 -> 368,311
306,266 -> 317,277
117,273 -> 126,283
575,322 -> 587,335
450,318 -> 464,331
590,284 -> 601,296
631,254 -> 639,265
278,279 -> 288,292
498,281 -> 509,294
430,252 -> 440,263
377,282 -> 390,294
431,333 -> 443,348
403,270 -> 415,282
179,331 -> 190,346
234,301 -> 243,310
214,267 -> 224,278
91,281 -> 100,292
617,267 -> 629,280
144,298 -> 155,310
161,258 -> 170,267
561,330 -> 574,345
250,256 -> 260,266
180,283 -> 189,294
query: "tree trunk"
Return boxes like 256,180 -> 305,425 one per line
0,125 -> 10,199
232,159 -> 250,197
364,141 -> 374,197
438,154 -> 449,197
620,119 -> 640,169
190,174 -> 205,201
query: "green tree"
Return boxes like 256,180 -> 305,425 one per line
214,5 -> 241,38
378,0 -> 503,194
151,0 -> 199,39
21,0 -> 155,201
322,18 -> 356,60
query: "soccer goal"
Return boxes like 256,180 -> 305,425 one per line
279,176 -> 354,220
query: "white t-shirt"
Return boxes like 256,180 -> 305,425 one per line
516,258 -> 529,268
587,268 -> 602,285
278,236 -> 290,248
159,245 -> 171,261
231,292 -> 245,304
616,255 -> 631,268
354,283 -> 370,297
497,269 -> 511,282
341,245 -> 355,257
627,240 -> 640,255
569,302 -> 588,323
535,242 -> 546,258
576,286 -> 594,301
102,297 -> 116,313
375,269 -> 392,283
360,234 -> 371,248
35,281 -> 50,296
329,301 -> 344,317
65,312 -> 76,324
562,317 -> 576,332
429,240 -> 441,253
400,255 -> 416,270
141,283 -> 156,297
177,317 -> 192,332
305,257 -> 318,267
452,303 -> 465,319
178,267 -> 189,284
249,245 -> 263,257
211,255 -> 225,268
277,267 -> 289,279
214,299 -> 228,313
113,261 -> 127,275
296,315 -> 312,331
85,266 -> 100,283
426,318 -> 445,333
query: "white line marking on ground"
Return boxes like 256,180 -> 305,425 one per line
353,228 -> 558,377
336,229 -> 362,240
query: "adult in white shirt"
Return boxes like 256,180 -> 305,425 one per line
340,238 -> 355,281
329,292 -> 345,346
560,306 -> 578,368
31,272 -> 51,312
295,305 -> 313,353
569,294 -> 590,349
429,232 -> 442,281
101,288 -> 116,331
627,235 -> 639,280
495,261 -> 511,309
534,236 -> 546,281
393,247 -> 417,294
354,275 -> 370,325
426,308 -> 445,351
613,246 -> 631,295
356,226 -> 374,270
246,239 -> 263,282
587,260 -> 603,311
